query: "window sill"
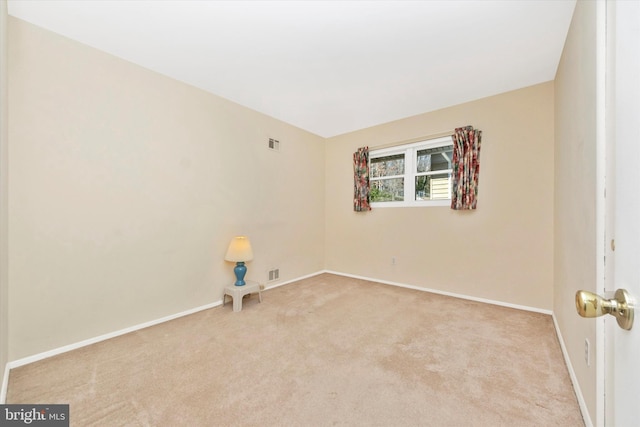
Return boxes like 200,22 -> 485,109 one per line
370,200 -> 451,208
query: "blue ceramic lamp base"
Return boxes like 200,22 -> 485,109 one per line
233,261 -> 247,286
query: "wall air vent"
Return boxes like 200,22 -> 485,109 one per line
268,138 -> 280,152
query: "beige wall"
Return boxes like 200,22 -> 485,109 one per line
1,0 -> 9,390
325,82 -> 555,310
554,0 -> 598,422
7,17 -> 325,360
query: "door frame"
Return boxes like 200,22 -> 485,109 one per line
595,0 -> 607,426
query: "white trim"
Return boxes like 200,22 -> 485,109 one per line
262,271 -> 325,291
370,199 -> 451,208
322,271 -> 590,424
4,270 -> 327,372
370,135 -> 454,209
2,269 -> 558,403
0,363 -> 9,404
552,314 -> 593,427
369,135 -> 453,156
595,1 -> 607,426
324,270 -> 552,314
8,300 -> 219,369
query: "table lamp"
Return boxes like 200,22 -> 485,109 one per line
224,236 -> 254,286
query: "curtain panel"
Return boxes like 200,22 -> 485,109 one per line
353,147 -> 371,212
451,126 -> 482,210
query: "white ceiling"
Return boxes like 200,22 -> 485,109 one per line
7,0 -> 576,138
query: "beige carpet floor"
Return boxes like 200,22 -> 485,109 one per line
7,273 -> 583,426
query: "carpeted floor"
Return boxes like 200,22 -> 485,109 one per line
6,273 -> 584,426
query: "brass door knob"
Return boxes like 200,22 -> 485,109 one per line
575,289 -> 634,330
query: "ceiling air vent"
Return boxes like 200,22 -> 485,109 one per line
268,138 -> 280,152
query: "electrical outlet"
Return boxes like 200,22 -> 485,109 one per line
584,338 -> 590,366
391,257 -> 396,265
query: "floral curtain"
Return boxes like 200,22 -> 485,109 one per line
451,126 -> 482,210
353,147 -> 371,212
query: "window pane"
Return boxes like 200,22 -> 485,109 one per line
370,154 -> 404,178
371,178 -> 404,202
431,149 -> 453,171
417,146 -> 453,173
416,151 -> 431,173
415,173 -> 451,200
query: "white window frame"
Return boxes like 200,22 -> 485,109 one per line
369,136 -> 453,208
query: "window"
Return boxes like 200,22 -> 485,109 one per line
369,136 -> 453,207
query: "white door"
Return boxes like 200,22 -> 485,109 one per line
604,0 -> 640,425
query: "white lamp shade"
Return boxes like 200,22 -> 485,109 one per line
224,236 -> 254,262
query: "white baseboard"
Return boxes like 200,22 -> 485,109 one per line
0,363 -> 9,404
263,270 -> 325,291
552,314 -> 592,427
324,270 -> 553,315
7,300 -> 222,371
0,270 -> 328,402
327,271 -> 593,423
1,269 -> 553,403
